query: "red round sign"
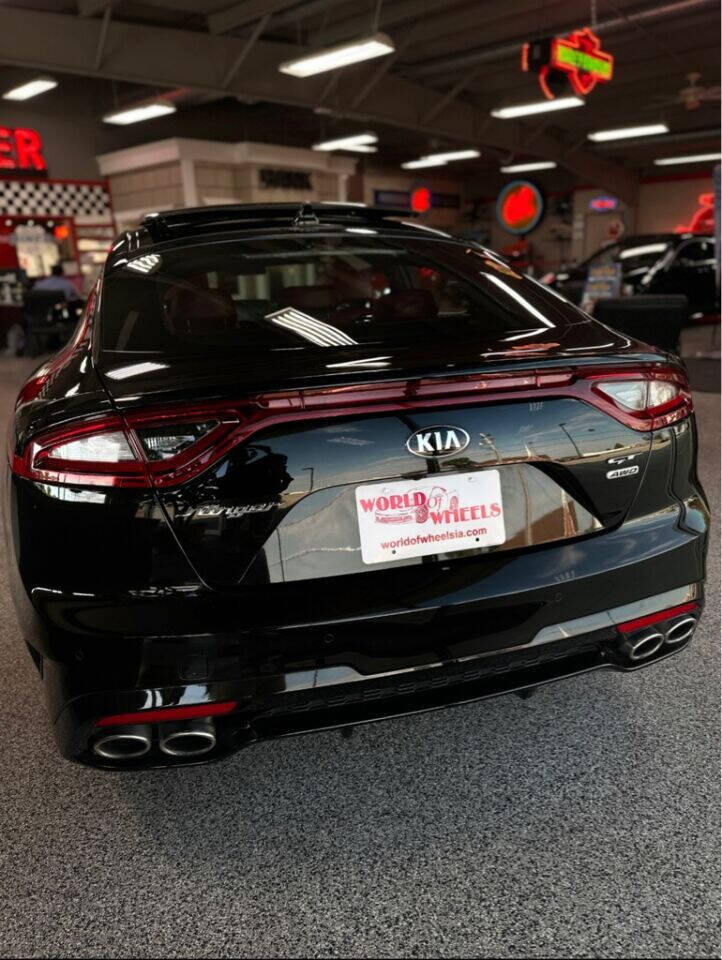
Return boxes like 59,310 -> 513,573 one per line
496,180 -> 544,235
411,187 -> 431,214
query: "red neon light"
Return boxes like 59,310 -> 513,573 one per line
0,126 -> 46,172
551,27 -> 614,97
96,701 -> 239,727
524,27 -> 613,100
675,192 -> 714,234
616,602 -> 698,634
500,183 -> 541,232
411,187 -> 432,213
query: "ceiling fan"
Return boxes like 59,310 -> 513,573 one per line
650,72 -> 721,110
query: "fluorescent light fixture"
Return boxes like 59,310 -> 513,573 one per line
500,160 -> 557,173
588,123 -> 669,142
3,77 -> 57,101
103,100 -> 176,126
125,254 -> 162,275
491,96 -> 584,119
106,361 -> 168,381
402,149 -> 480,170
654,152 -> 721,166
326,356 -> 391,369
266,308 -> 358,347
424,149 -> 480,163
279,32 -> 394,78
483,274 -> 553,327
401,157 -> 448,170
312,132 -> 378,153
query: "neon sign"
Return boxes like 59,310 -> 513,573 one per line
522,27 -> 614,100
675,192 -> 714,234
0,127 -> 46,173
589,194 -> 619,212
410,187 -> 431,213
497,180 -> 545,235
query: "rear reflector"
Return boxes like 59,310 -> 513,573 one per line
95,701 -> 238,727
616,602 -> 699,634
11,362 -> 693,489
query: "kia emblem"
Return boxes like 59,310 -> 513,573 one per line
406,426 -> 470,459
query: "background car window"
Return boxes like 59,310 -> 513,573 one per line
675,239 -> 715,265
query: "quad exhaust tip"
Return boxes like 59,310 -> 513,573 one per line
92,724 -> 152,760
158,719 -> 217,757
665,616 -> 697,645
620,630 -> 665,662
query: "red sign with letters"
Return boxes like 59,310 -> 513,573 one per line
0,127 -> 47,174
522,27 -> 614,100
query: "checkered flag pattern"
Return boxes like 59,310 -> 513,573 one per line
0,179 -> 112,219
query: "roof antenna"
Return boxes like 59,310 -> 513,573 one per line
292,202 -> 320,227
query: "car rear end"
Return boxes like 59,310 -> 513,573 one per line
3,206 -> 709,768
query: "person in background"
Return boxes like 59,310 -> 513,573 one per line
34,263 -> 81,301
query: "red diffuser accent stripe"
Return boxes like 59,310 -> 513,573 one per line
96,701 -> 239,727
616,602 -> 698,634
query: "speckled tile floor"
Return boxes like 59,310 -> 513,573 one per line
0,357 -> 719,959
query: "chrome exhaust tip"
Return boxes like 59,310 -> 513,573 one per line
158,719 -> 216,757
619,630 -> 665,662
665,616 -> 697,645
92,724 -> 152,760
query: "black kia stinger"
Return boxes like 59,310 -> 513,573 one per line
2,203 -> 709,768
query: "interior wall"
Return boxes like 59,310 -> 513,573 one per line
637,175 -> 714,233
0,90 -> 112,180
109,163 -> 183,219
360,164 -> 466,229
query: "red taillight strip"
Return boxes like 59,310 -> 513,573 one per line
616,602 -> 699,634
12,363 -> 693,489
95,701 -> 239,727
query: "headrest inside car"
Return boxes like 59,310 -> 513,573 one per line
280,285 -> 338,312
374,289 -> 438,322
164,282 -> 236,334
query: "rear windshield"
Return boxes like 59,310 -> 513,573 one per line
101,234 -> 579,355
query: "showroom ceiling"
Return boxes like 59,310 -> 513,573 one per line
0,0 -> 719,200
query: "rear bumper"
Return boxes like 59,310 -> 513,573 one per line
27,502 -> 708,768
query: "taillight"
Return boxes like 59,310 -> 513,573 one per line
11,363 -> 693,489
11,412 -> 240,489
589,368 -> 692,430
12,417 -> 147,488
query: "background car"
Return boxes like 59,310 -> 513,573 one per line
543,233 -> 718,317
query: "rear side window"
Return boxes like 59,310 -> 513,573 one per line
101,235 -> 579,355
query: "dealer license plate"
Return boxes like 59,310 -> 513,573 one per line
355,470 -> 505,565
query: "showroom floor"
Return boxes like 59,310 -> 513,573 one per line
0,354 -> 719,959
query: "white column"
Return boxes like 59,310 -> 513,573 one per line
180,158 -> 198,208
